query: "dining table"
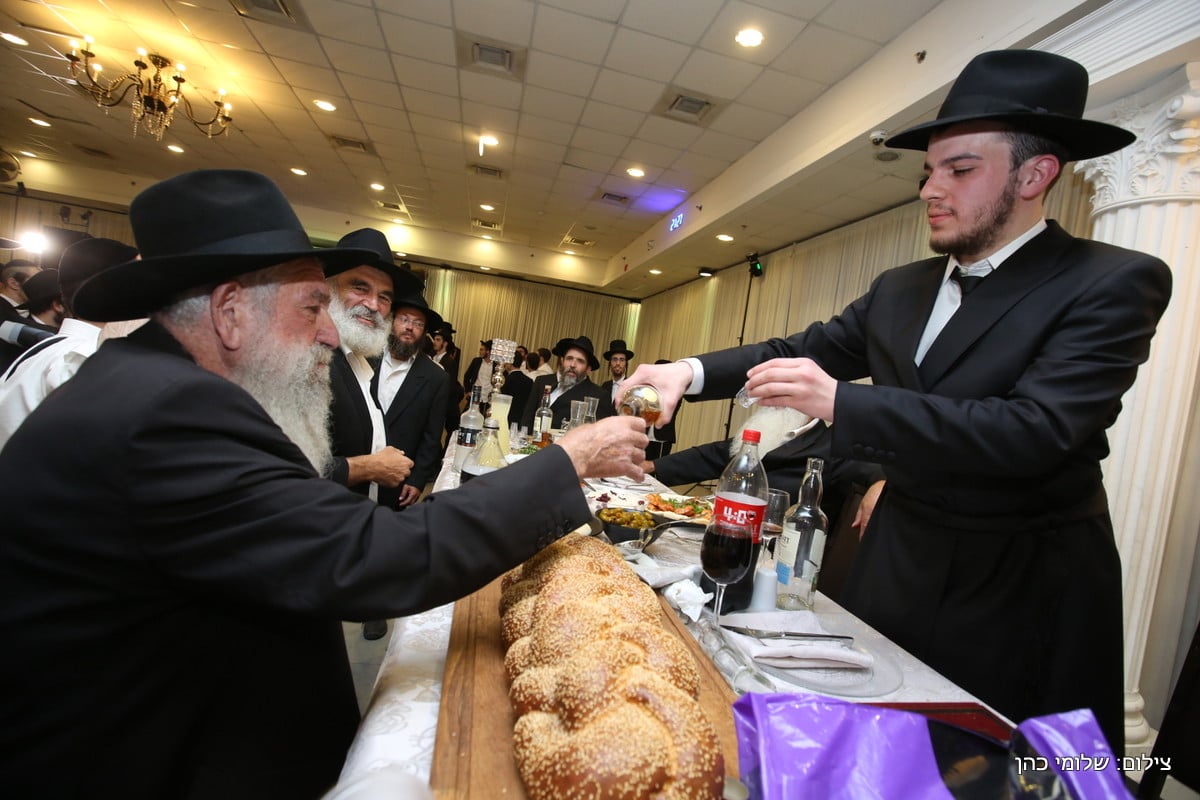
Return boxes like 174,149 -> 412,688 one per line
334,444 -> 1004,794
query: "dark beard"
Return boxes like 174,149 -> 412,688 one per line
387,334 -> 420,362
929,170 -> 1019,261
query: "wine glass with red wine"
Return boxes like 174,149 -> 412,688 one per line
700,518 -> 755,623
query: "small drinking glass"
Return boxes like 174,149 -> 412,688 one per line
563,399 -> 587,432
734,384 -> 758,408
618,384 -> 662,424
583,395 -> 599,425
700,519 -> 755,624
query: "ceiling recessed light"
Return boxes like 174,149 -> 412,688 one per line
290,167 -> 307,176
698,267 -> 714,277
481,234 -> 492,240
369,182 -> 385,191
479,134 -> 498,147
395,252 -> 406,257
564,250 -> 575,255
167,144 -> 184,154
313,99 -> 337,112
2,32 -> 29,46
735,28 -> 763,48
392,218 -> 405,224
29,117 -> 50,127
18,151 -> 36,158
480,266 -> 491,271
479,203 -> 495,211
649,268 -> 662,275
626,167 -> 645,178
716,234 -> 734,242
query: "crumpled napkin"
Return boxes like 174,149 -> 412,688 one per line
662,579 -> 711,622
627,551 -> 702,589
721,611 -> 875,670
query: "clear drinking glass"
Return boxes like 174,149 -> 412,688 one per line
700,519 -> 755,624
760,488 -> 789,564
563,399 -> 587,432
583,395 -> 599,425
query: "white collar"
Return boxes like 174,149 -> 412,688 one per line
944,218 -> 1048,280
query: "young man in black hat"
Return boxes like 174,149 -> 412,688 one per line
0,169 -> 649,799
373,293 -> 452,510
0,238 -> 138,446
13,268 -> 63,333
600,338 -> 634,412
625,50 -> 1172,753
519,334 -> 613,431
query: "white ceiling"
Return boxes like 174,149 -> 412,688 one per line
0,0 -> 1193,299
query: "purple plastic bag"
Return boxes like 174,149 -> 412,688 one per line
733,692 -> 963,799
733,692 -> 1132,800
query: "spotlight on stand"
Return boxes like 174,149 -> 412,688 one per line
747,253 -> 763,278
698,267 -> 714,277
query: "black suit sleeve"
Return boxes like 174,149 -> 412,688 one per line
409,367 -> 450,488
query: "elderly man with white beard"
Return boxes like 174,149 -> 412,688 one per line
325,229 -> 422,641
0,170 -> 651,800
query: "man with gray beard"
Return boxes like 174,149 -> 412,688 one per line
519,334 -> 611,431
0,170 -> 650,800
372,293 -> 451,509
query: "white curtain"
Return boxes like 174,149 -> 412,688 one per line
424,268 -> 638,382
0,193 -> 134,266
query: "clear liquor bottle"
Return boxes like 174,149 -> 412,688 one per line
775,457 -> 829,610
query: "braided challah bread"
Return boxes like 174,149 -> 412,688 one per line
500,533 -> 724,799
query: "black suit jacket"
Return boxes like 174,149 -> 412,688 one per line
519,374 -> 612,431
328,348 -> 376,494
0,321 -> 592,798
371,354 -> 451,507
462,355 -> 485,394
652,422 -> 881,530
0,301 -> 35,372
500,369 -> 533,428
693,222 -> 1172,750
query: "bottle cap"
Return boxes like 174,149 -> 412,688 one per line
741,429 -> 761,443
484,417 -> 500,429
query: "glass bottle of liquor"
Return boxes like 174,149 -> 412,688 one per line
461,417 -> 505,483
453,386 -> 484,470
532,386 -> 553,447
617,384 -> 662,425
775,457 -> 829,610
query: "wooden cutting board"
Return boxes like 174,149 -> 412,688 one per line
430,576 -> 740,799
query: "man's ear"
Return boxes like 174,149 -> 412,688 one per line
1019,154 -> 1061,199
209,281 -> 246,350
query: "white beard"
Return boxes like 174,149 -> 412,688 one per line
329,294 -> 388,357
232,336 -> 335,475
732,405 -> 817,457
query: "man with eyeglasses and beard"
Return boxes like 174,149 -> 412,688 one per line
0,170 -> 650,800
519,335 -> 612,431
373,293 -> 452,510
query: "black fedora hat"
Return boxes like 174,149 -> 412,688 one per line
334,228 -> 423,298
392,292 -> 443,336
57,238 -> 139,312
602,338 -> 634,361
431,321 -> 456,339
17,269 -> 60,310
553,335 -> 599,371
885,50 -> 1135,161
0,237 -> 20,249
74,169 -> 377,321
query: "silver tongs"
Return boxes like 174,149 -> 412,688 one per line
722,624 -> 854,645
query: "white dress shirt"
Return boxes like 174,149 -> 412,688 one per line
343,344 -> 387,502
376,352 -> 414,414
0,318 -> 100,446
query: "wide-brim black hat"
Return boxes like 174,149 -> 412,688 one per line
603,338 -> 634,361
553,335 -> 600,371
58,238 -> 140,288
334,228 -> 423,298
885,50 -> 1135,162
0,237 -> 20,249
73,169 -> 378,321
17,269 -> 60,309
391,293 -> 443,336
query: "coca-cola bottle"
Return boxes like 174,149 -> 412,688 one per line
700,429 -> 769,613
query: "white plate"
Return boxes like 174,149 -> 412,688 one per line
757,640 -> 903,698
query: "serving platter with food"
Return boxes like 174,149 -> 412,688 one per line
644,492 -> 714,523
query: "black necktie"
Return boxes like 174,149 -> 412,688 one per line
951,268 -> 987,296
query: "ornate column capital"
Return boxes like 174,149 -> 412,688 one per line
1076,63 -> 1200,213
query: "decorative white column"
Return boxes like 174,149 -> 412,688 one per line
1077,63 -> 1200,754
